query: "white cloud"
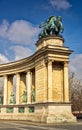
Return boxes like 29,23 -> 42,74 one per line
0,20 -> 40,45
10,45 -> 33,61
69,54 -> 82,80
49,0 -> 72,10
0,20 -> 9,38
0,53 -> 9,63
0,53 -> 8,88
7,20 -> 40,44
0,19 -> 40,62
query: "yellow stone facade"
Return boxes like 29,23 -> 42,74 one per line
0,35 -> 76,123
19,73 -> 26,104
52,62 -> 63,102
7,75 -> 13,104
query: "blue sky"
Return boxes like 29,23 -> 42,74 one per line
0,0 -> 82,79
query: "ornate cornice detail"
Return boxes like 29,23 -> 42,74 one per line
0,36 -> 72,76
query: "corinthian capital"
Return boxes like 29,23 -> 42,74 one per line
64,61 -> 69,67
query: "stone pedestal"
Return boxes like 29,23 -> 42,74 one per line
36,35 -> 64,51
46,103 -> 76,123
34,102 -> 76,123
35,35 -> 76,123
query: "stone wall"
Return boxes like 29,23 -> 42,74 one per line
52,62 -> 63,102
19,73 -> 26,104
35,60 -> 47,102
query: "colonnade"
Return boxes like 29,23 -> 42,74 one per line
3,69 -> 35,105
1,60 -> 69,106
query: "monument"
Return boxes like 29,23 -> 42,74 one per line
0,16 -> 76,123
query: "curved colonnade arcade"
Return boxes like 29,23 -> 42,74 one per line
0,35 -> 76,123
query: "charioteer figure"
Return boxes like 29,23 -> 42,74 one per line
38,16 -> 64,39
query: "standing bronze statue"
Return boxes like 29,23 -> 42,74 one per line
31,87 -> 35,102
22,91 -> 27,103
9,92 -> 15,104
38,16 -> 64,39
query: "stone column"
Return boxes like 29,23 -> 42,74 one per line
64,61 -> 69,102
43,62 -> 47,102
3,75 -> 8,105
7,75 -> 13,104
26,72 -> 28,103
27,70 -> 31,103
48,60 -> 52,101
16,73 -> 20,104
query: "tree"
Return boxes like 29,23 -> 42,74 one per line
69,72 -> 82,113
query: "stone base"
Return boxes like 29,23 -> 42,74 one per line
35,102 -> 77,123
0,102 -> 76,123
31,113 -> 76,123
47,114 -> 76,123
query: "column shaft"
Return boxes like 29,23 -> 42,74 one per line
3,75 -> 8,105
64,62 -> 69,102
7,75 -> 13,104
48,60 -> 52,101
16,73 -> 20,104
27,70 -> 31,103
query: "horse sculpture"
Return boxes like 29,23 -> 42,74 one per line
38,16 -> 64,39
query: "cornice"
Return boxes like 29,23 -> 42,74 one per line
0,37 -> 73,76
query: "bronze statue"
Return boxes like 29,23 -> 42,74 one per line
31,87 -> 35,102
10,92 -> 15,104
0,96 -> 2,104
38,16 -> 64,39
22,91 -> 27,103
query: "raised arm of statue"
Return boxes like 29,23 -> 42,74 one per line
39,22 -> 45,28
38,15 -> 64,39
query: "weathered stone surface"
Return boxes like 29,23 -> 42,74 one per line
52,62 -> 63,102
36,36 -> 64,51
